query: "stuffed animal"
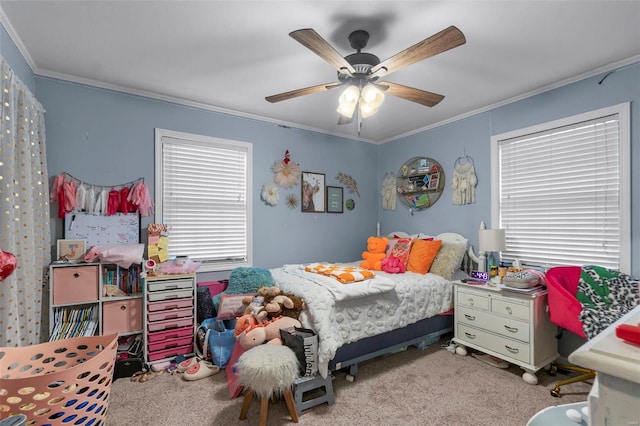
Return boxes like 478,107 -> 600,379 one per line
360,236 -> 389,271
233,314 -> 301,350
241,286 -> 271,322
381,254 -> 405,274
263,287 -> 307,320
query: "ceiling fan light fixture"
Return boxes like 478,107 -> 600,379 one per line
359,102 -> 379,118
270,27 -> 466,123
361,84 -> 385,108
337,85 -> 360,118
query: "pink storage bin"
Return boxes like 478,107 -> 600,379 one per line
147,344 -> 192,362
147,325 -> 194,343
148,335 -> 193,352
147,307 -> 193,322
147,298 -> 193,312
147,317 -> 193,332
197,280 -> 228,297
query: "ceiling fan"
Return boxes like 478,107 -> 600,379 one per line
266,26 -> 466,123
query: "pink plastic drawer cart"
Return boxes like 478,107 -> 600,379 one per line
0,333 -> 118,425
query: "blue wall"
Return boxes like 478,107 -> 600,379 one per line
2,23 -> 638,279
35,78 -> 380,280
380,62 -> 639,275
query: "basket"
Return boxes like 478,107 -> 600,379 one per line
0,333 -> 118,425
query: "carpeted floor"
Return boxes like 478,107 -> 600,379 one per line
107,337 -> 591,426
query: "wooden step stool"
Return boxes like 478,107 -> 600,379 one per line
293,374 -> 335,414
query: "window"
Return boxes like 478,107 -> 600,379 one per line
155,129 -> 253,272
491,103 -> 630,272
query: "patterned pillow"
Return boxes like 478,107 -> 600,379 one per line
407,239 -> 442,274
430,241 -> 467,279
577,265 -> 640,339
387,238 -> 413,266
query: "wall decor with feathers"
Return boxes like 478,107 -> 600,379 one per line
335,173 -> 360,197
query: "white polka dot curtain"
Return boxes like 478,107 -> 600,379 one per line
0,56 -> 50,347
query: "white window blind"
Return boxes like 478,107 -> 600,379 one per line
155,129 -> 252,272
493,104 -> 629,272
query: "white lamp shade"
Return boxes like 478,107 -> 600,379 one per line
479,229 -> 506,252
337,85 -> 360,118
360,84 -> 384,108
359,102 -> 378,118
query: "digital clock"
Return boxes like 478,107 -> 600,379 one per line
470,270 -> 489,281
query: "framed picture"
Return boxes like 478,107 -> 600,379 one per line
326,186 -> 343,213
301,172 -> 325,213
56,239 -> 86,262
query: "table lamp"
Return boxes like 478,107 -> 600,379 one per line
479,228 -> 506,272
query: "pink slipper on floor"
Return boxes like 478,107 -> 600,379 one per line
176,356 -> 200,373
183,360 -> 220,381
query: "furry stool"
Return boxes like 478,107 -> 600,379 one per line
237,344 -> 299,426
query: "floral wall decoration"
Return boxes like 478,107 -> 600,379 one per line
272,150 -> 301,188
261,182 -> 279,206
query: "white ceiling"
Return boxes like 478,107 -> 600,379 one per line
1,1 -> 638,143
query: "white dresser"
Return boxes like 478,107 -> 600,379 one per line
452,282 -> 558,384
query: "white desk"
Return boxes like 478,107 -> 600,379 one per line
568,304 -> 640,426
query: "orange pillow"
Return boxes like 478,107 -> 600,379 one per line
407,239 -> 442,274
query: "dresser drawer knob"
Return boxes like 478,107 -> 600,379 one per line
464,332 -> 476,339
73,273 -> 80,278
464,314 -> 476,321
468,298 -> 474,306
120,305 -> 127,311
506,307 -> 513,315
505,345 -> 519,354
504,325 -> 518,333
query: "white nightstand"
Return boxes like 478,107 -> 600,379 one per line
452,282 -> 558,384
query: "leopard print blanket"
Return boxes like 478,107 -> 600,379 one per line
577,265 -> 639,339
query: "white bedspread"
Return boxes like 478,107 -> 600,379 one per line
280,264 -> 395,301
270,263 -> 455,377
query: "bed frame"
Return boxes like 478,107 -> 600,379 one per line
329,312 -> 453,379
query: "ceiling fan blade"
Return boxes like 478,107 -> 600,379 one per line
371,26 -> 466,77
265,82 -> 341,103
290,29 -> 356,75
379,82 -> 445,107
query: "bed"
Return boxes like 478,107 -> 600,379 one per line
269,232 -> 472,379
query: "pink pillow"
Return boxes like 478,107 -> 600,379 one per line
388,238 -> 413,266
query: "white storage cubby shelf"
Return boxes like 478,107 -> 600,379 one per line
143,273 -> 197,364
49,262 -> 143,341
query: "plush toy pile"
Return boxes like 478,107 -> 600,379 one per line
234,286 -> 307,349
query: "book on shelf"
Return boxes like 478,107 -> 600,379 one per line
50,305 -> 98,340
